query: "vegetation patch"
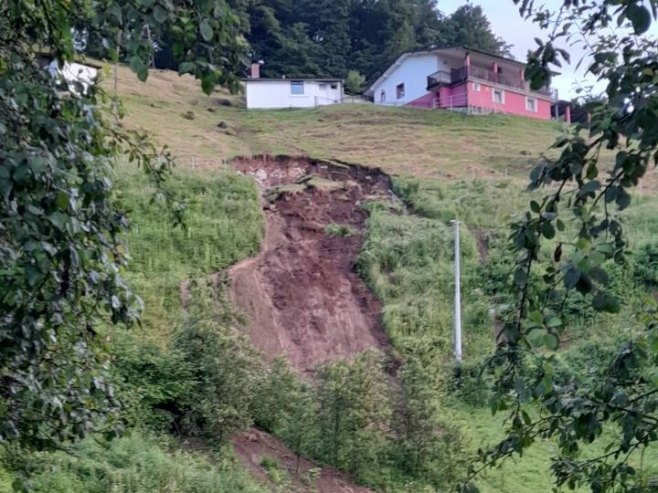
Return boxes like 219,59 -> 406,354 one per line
325,222 -> 355,237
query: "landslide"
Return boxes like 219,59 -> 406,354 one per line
229,155 -> 394,373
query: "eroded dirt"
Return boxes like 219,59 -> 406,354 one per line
229,155 -> 392,374
226,155 -> 395,493
232,429 -> 374,493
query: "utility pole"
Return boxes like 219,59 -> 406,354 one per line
451,219 -> 462,364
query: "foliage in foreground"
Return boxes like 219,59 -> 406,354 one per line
0,0 -> 247,456
461,1 -> 658,491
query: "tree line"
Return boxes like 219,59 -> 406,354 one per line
147,1 -> 511,89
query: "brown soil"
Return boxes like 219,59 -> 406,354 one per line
226,155 -> 395,493
228,155 -> 393,374
232,429 -> 374,493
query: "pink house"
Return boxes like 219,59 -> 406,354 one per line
367,47 -> 563,121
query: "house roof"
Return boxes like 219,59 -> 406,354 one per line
243,78 -> 343,83
365,46 -> 528,96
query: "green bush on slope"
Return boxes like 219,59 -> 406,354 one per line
27,433 -> 266,493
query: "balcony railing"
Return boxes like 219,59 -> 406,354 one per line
427,66 -> 556,99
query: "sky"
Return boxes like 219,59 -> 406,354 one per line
439,0 -> 657,99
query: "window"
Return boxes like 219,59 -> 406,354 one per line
472,82 -> 481,92
330,83 -> 338,89
380,90 -> 386,103
493,89 -> 505,104
319,83 -> 327,89
290,81 -> 304,95
526,97 -> 537,112
396,83 -> 405,99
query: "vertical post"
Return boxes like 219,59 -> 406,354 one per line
145,25 -> 156,69
452,220 -> 463,364
114,30 -> 121,94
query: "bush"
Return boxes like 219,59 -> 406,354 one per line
173,282 -> 263,442
344,70 -> 365,95
112,335 -> 194,433
631,240 -> 658,290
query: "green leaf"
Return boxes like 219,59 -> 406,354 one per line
541,221 -> 556,239
544,333 -> 559,350
201,72 -> 216,95
179,62 -> 195,74
129,56 -> 148,81
153,5 -> 169,23
627,4 -> 652,34
200,19 -> 214,42
616,188 -> 631,210
564,266 -> 580,289
546,315 -> 562,328
55,192 -> 69,210
528,328 -> 547,348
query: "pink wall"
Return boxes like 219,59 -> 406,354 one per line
438,83 -> 467,108
466,81 -> 551,119
407,91 -> 439,109
404,81 -> 553,120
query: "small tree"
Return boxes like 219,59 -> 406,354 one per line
345,70 -> 366,95
315,351 -> 392,482
173,282 -> 263,443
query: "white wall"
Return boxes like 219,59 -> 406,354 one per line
47,61 -> 98,94
371,54 -> 446,106
245,80 -> 343,109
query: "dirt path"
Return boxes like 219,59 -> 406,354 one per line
228,155 -> 392,374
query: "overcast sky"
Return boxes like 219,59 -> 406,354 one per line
439,0 -> 658,99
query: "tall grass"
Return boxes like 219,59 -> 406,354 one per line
28,433 -> 267,493
115,162 -> 263,338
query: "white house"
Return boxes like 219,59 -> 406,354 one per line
367,51 -> 442,107
43,59 -> 99,95
243,62 -> 343,109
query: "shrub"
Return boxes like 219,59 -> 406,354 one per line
173,282 -> 263,442
345,70 -> 365,95
26,433 -> 266,493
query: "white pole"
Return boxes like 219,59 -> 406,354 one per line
452,219 -> 463,364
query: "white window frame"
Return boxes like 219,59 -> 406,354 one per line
396,83 -> 405,99
472,82 -> 481,92
526,96 -> 537,112
492,89 -> 505,104
290,81 -> 304,95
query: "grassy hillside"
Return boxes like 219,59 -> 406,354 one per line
85,65 -> 658,492
112,66 -> 563,180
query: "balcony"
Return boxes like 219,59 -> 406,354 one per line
427,66 -> 557,99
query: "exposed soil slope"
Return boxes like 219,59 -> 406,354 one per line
232,429 -> 374,493
229,155 -> 393,373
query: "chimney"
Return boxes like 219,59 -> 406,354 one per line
250,61 -> 261,79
